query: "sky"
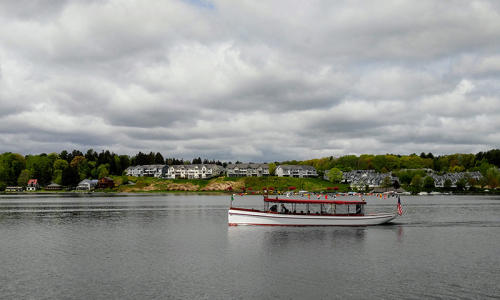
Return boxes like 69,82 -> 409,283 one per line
1,0 -> 500,162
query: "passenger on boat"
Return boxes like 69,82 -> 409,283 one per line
281,204 -> 290,214
270,205 -> 277,212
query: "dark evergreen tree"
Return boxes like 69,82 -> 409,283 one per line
119,155 -> 130,173
154,152 -> 165,164
85,149 -> 98,162
62,166 -> 80,186
60,150 -> 69,162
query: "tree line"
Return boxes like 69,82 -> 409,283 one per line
0,149 -> 227,190
1,149 -> 499,191
280,150 -> 500,176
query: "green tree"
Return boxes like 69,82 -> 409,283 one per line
52,159 -> 69,185
423,176 -> 435,192
485,167 -> 500,189
17,169 -> 31,186
410,174 -> 423,192
358,155 -> 374,170
54,159 -> 69,170
372,155 -> 387,172
70,156 -> 91,180
335,155 -> 358,171
435,156 -> 450,172
396,170 -> 413,185
0,153 -> 26,185
62,166 -> 79,186
449,165 -> 465,173
381,176 -> 393,188
456,178 -> 467,191
120,175 -> 129,185
268,163 -> 277,176
444,179 -> 452,190
400,154 -> 426,169
26,154 -> 53,185
385,155 -> 401,171
118,155 -> 130,175
97,164 -> 110,179
327,168 -> 343,183
154,152 -> 165,164
475,159 -> 494,176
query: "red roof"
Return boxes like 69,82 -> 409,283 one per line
264,197 -> 366,205
27,179 -> 38,185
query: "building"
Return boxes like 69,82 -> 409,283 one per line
164,164 -> 225,179
226,163 -> 269,177
76,179 -> 98,191
430,171 -> 482,188
5,186 -> 23,192
125,165 -> 144,177
125,165 -> 167,177
342,170 -> 399,189
26,179 -> 39,191
275,165 -> 318,178
98,177 -> 115,189
143,165 -> 167,177
45,183 -> 62,191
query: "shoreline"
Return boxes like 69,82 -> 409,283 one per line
1,190 -> 498,196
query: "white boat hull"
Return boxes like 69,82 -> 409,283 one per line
228,209 -> 397,226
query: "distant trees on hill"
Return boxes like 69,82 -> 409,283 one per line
1,149 -> 500,191
280,150 -> 500,176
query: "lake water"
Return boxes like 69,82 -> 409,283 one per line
0,194 -> 499,299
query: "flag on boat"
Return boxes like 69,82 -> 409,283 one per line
397,195 -> 403,215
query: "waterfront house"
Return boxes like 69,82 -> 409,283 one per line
125,165 -> 144,177
5,186 -> 23,192
26,179 -> 39,191
342,170 -> 399,189
76,179 -> 98,191
45,183 -> 62,191
143,165 -> 167,177
430,171 -> 482,188
226,163 -> 269,177
98,177 -> 115,189
125,165 -> 167,177
165,164 -> 225,179
275,165 -> 318,178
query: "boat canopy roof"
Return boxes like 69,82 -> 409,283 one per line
264,197 -> 366,205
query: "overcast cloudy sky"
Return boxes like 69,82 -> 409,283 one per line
1,0 -> 499,161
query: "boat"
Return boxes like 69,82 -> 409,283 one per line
228,195 -> 398,226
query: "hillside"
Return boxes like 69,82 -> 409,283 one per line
112,176 -> 349,193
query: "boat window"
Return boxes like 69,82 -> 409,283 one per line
280,203 -> 291,213
335,204 -> 348,215
326,204 -> 335,214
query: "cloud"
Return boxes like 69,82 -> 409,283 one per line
1,0 -> 500,160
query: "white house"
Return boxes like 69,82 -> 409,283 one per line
26,179 -> 40,191
125,166 -> 144,177
125,165 -> 167,177
342,170 -> 398,189
275,165 -> 318,178
143,165 -> 167,177
76,179 -> 98,191
165,164 -> 224,179
226,163 -> 269,177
